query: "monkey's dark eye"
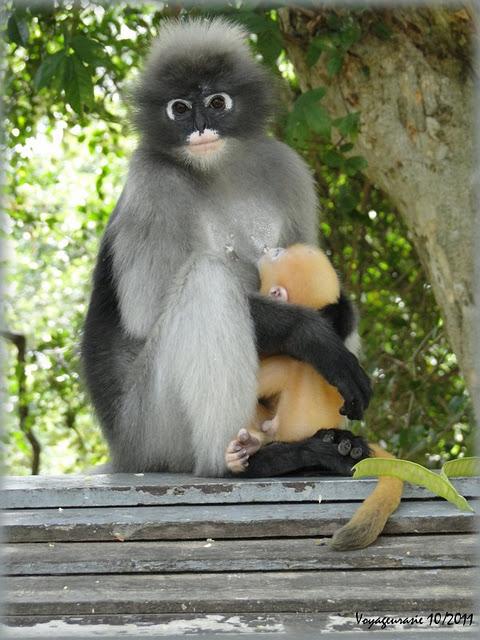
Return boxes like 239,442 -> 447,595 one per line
166,99 -> 192,120
205,92 -> 233,112
173,101 -> 188,114
210,95 -> 225,110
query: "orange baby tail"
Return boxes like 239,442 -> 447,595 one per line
330,444 -> 403,550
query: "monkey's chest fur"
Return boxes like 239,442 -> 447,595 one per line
115,178 -> 285,340
200,194 -> 283,263
196,160 -> 287,273
113,141 -> 310,340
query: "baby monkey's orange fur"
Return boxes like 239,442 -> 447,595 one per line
226,244 -> 403,550
250,245 -> 345,445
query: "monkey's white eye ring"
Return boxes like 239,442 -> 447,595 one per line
204,93 -> 233,111
166,99 -> 192,120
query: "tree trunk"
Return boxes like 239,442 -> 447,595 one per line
278,7 -> 477,397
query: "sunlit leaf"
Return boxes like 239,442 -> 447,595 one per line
256,33 -> 283,66
234,10 -> 283,67
353,458 -> 476,512
71,35 -> 106,67
442,457 -> 480,478
34,51 -> 66,91
63,55 -> 94,114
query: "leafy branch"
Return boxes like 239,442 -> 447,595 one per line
1,330 -> 41,475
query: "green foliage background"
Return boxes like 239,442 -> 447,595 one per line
2,1 -> 474,475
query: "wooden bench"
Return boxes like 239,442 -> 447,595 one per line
1,473 -> 478,637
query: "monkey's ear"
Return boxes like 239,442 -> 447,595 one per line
269,286 -> 288,302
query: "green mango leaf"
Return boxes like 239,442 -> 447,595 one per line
285,115 -> 308,147
306,42 -> 322,68
286,88 -> 330,143
233,10 -> 283,66
296,92 -> 329,132
442,457 -> 480,478
295,87 -> 327,105
306,105 -> 332,137
353,458 -> 476,512
321,148 -> 344,168
71,35 -> 106,67
63,55 -> 94,115
256,32 -> 283,67
327,51 -> 344,77
345,155 -> 368,175
34,51 -> 66,91
334,112 -> 361,138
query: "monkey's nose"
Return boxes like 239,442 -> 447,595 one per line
194,112 -> 207,134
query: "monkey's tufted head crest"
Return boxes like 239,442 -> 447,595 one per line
131,17 -> 277,164
147,18 -> 251,67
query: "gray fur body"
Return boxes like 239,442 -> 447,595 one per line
82,19 -> 370,477
93,138 -> 317,475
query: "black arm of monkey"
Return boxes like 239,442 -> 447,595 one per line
249,293 -> 371,421
319,291 -> 357,341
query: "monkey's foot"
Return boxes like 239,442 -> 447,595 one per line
225,429 -> 261,474
314,428 -> 371,472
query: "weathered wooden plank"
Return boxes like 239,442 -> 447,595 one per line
3,500 -> 476,543
2,611 -> 478,636
5,568 -> 475,615
3,534 -> 476,576
2,473 -> 478,509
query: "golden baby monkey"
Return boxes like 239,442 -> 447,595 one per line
254,244 -> 346,442
226,244 -> 403,550
227,244 -> 348,463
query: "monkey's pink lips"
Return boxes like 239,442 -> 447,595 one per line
189,136 -> 219,146
190,140 -> 222,150
186,131 -> 224,155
